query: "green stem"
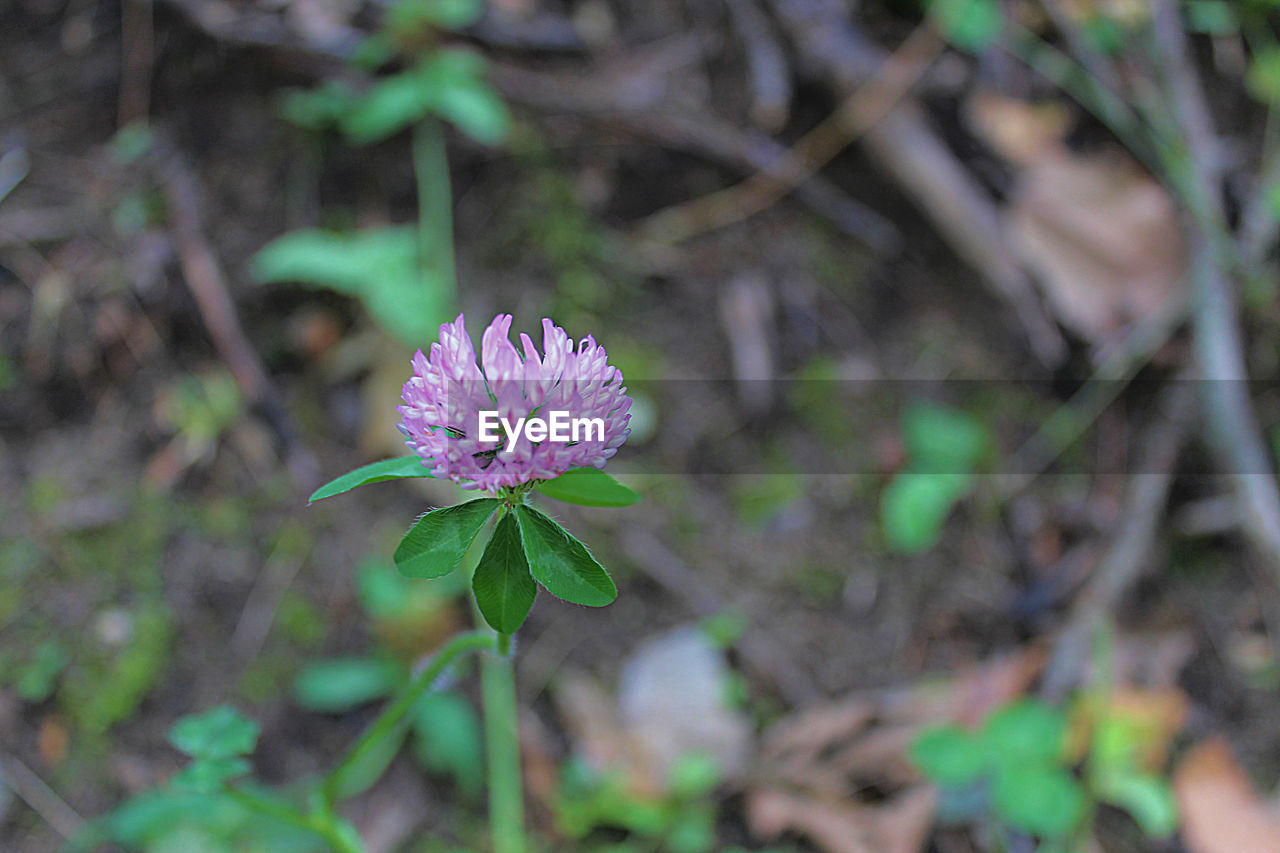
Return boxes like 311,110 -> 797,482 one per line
322,629 -> 492,804
482,638 -> 524,853
413,118 -> 456,301
224,785 -> 364,853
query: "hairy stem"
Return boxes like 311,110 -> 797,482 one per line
482,639 -> 524,853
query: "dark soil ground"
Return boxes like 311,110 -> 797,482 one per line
5,1 -> 1280,851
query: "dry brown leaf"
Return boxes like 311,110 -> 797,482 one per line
884,646 -> 1046,726
748,786 -> 936,853
755,648 -> 1043,811
761,699 -> 875,759
967,93 -> 1186,349
1175,737 -> 1280,853
968,92 -> 1072,165
1006,148 -> 1186,347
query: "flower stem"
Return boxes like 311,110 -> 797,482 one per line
322,629 -> 492,805
481,637 -> 524,853
413,118 -> 455,301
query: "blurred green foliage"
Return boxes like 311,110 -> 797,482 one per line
881,402 -> 990,555
912,695 -> 1178,846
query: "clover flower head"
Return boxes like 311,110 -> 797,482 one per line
398,314 -> 632,492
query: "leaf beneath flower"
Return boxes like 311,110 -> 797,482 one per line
515,506 -> 617,607
535,467 -> 641,508
395,498 -> 500,579
309,457 -> 434,503
472,512 -> 538,633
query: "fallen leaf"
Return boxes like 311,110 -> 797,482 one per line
1174,737 -> 1280,853
1007,148 -> 1186,348
968,93 -> 1187,349
756,648 -> 1043,807
748,785 -> 937,853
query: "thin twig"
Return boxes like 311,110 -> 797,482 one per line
1041,381 -> 1196,701
998,289 -> 1188,498
724,0 -> 792,130
118,0 -> 154,126
637,24 -> 941,245
155,140 -> 319,488
1148,1 -> 1280,578
487,62 -> 903,253
0,752 -> 85,841
768,0 -> 1066,364
230,531 -> 310,663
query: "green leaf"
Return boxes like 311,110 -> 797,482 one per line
980,700 -> 1066,769
394,498 -> 501,579
357,558 -> 415,619
910,725 -> 986,788
411,691 -> 484,796
880,472 -> 971,554
902,402 -> 989,473
340,67 -> 437,144
668,753 -> 722,798
388,0 -> 484,33
1097,772 -> 1178,837
338,52 -> 508,146
169,705 -> 259,760
535,467 -> 641,507
930,0 -> 1002,52
472,512 -> 538,633
293,657 -> 407,713
1248,47 -> 1280,105
1186,0 -> 1239,34
169,757 -> 251,794
16,639 -> 68,702
309,457 -> 433,503
329,722 -> 411,800
252,225 -> 450,346
515,505 -> 617,606
990,765 -> 1084,838
279,80 -> 358,131
432,77 -> 510,146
